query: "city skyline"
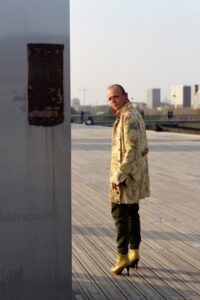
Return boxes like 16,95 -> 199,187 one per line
71,0 -> 200,105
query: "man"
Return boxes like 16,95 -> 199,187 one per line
80,110 -> 84,123
107,84 -> 150,275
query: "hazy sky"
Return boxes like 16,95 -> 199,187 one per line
71,0 -> 200,105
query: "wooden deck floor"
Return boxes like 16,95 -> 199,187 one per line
72,124 -> 200,300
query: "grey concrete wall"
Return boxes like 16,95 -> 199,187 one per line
0,1 -> 71,299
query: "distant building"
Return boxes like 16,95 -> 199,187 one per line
71,97 -> 80,110
147,89 -> 161,108
193,91 -> 200,109
171,85 -> 191,108
191,84 -> 200,108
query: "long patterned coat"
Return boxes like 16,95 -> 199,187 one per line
109,102 -> 150,204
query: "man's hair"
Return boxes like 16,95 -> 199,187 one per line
107,84 -> 126,94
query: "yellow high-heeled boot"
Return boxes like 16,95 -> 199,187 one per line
129,249 -> 140,269
110,254 -> 130,275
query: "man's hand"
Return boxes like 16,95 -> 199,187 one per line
112,182 -> 118,190
112,180 -> 127,190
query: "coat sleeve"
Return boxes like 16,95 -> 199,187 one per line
112,114 -> 139,185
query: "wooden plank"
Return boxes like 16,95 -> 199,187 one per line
145,250 -> 200,297
72,274 -> 89,300
154,250 -> 200,293
73,251 -> 108,300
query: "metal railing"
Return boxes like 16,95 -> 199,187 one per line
71,114 -> 200,126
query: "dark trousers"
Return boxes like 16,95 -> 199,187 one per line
111,203 -> 141,255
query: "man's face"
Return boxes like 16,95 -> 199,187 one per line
107,86 -> 128,111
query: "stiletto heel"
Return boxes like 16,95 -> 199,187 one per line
126,266 -> 130,276
130,258 -> 139,269
129,249 -> 140,270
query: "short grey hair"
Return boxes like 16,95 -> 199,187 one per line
107,84 -> 126,94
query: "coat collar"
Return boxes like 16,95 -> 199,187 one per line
116,101 -> 132,119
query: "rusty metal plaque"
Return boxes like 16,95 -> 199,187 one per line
27,43 -> 64,126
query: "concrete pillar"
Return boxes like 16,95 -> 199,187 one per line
0,1 -> 71,299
